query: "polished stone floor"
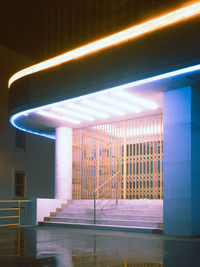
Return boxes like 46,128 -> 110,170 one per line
0,226 -> 200,267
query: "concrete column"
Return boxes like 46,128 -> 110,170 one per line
163,86 -> 200,236
55,127 -> 72,200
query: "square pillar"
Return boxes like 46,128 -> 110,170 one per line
163,86 -> 200,236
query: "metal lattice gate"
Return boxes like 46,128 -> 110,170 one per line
72,114 -> 163,199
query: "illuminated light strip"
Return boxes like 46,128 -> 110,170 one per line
114,91 -> 159,109
66,104 -> 109,119
10,113 -> 55,139
8,2 -> 200,88
9,63 -> 200,139
52,107 -> 94,121
98,96 -> 141,113
82,100 -> 125,116
37,110 -> 80,124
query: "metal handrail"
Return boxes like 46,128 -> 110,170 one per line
94,171 -> 120,224
94,172 -> 120,194
0,200 -> 31,227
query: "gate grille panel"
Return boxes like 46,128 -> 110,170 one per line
72,114 -> 163,199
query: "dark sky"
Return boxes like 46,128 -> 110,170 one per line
0,0 -> 190,62
0,0 -> 67,61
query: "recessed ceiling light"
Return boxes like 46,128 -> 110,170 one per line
66,104 -> 110,119
37,110 -> 80,124
82,100 -> 125,116
115,91 -> 159,109
52,107 -> 94,121
98,96 -> 141,113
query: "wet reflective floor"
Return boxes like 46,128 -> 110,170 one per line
0,226 -> 200,267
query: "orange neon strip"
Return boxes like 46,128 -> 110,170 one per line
9,2 -> 200,88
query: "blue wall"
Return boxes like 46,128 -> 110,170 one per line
163,86 -> 200,236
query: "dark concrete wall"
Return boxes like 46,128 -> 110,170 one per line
0,45 -> 55,200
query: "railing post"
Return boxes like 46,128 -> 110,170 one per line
93,171 -> 120,220
94,192 -> 96,224
18,202 -> 20,227
116,176 -> 118,205
0,200 -> 30,228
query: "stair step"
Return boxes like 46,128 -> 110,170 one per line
104,201 -> 162,205
39,221 -> 163,234
44,216 -> 162,228
60,207 -> 162,214
65,205 -> 163,210
50,212 -> 162,221
42,200 -> 163,232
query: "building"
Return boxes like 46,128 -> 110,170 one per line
7,2 -> 200,236
42,0 -> 185,58
0,44 -> 55,203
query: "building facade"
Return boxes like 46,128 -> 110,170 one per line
42,0 -> 185,58
0,44 -> 55,201
8,2 -> 200,236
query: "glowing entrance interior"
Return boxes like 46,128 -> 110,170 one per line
72,114 -> 163,200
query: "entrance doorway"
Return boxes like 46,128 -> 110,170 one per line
72,114 -> 163,200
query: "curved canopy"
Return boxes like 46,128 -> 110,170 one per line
8,2 -> 200,138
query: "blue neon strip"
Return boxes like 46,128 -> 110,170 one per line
10,113 -> 55,139
9,63 -> 200,139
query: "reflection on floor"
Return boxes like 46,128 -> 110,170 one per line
0,226 -> 200,266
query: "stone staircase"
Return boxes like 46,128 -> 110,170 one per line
39,200 -> 163,234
